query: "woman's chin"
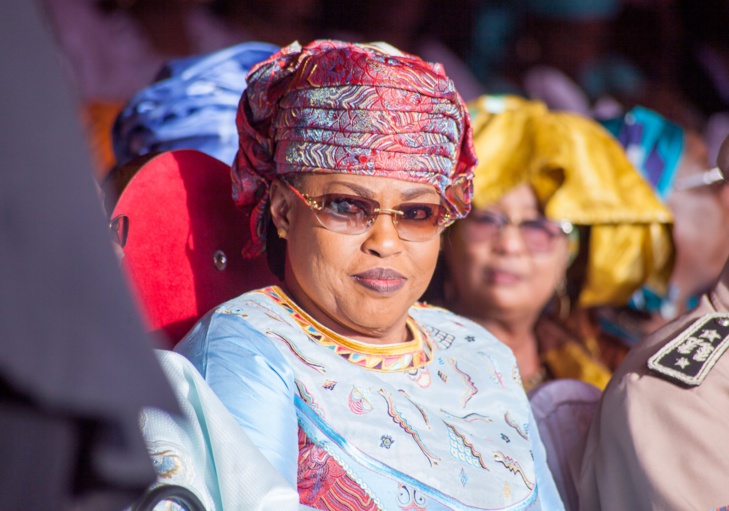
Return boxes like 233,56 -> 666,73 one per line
470,289 -> 540,319
324,290 -> 416,337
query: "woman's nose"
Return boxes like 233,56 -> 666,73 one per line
491,223 -> 528,254
361,212 -> 403,257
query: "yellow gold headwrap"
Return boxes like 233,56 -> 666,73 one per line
468,95 -> 674,307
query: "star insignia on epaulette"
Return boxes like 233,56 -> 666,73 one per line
647,312 -> 729,387
674,357 -> 690,369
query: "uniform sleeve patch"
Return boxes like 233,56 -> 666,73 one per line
647,313 -> 729,387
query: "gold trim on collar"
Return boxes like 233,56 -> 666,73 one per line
259,286 -> 433,371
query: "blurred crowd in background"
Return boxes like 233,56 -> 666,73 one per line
6,2 -> 729,508
41,0 -> 729,177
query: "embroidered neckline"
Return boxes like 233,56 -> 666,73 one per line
257,286 -> 433,372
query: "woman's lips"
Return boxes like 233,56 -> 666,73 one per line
352,268 -> 407,293
484,268 -> 523,285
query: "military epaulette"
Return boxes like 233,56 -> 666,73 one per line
647,312 -> 729,387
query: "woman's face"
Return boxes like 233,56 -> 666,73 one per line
667,131 -> 729,295
445,184 -> 571,323
270,173 -> 442,343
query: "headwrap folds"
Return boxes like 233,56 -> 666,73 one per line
233,40 -> 477,257
468,95 -> 674,307
600,107 -> 689,317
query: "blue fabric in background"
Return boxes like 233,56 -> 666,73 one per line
113,41 -> 279,167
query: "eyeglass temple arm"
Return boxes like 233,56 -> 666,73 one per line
281,178 -> 322,209
674,167 -> 723,191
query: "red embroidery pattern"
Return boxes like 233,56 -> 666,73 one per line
297,428 -> 378,511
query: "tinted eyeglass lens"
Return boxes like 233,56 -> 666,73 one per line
311,193 -> 446,241
316,194 -> 376,233
520,220 -> 561,252
395,203 -> 448,240
465,212 -> 500,239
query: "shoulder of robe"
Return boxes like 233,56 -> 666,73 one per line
647,312 -> 729,387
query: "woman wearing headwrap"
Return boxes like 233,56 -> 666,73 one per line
429,95 -> 674,388
171,41 -> 564,510
596,106 -> 729,351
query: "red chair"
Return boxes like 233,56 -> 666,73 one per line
110,149 -> 278,347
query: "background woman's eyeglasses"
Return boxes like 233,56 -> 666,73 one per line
282,178 -> 453,242
461,210 -> 573,253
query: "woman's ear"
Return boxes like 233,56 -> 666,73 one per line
556,243 -> 573,288
715,134 -> 729,210
269,179 -> 293,232
441,225 -> 456,259
439,227 -> 458,304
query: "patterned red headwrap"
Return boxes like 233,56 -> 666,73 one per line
232,40 -> 477,257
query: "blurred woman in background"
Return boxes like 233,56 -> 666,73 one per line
427,96 -> 674,388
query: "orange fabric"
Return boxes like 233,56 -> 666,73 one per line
536,315 -> 613,390
81,101 -> 123,179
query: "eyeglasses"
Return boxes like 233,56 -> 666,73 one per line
109,214 -> 129,248
281,177 -> 453,242
461,210 -> 573,253
673,167 -> 726,192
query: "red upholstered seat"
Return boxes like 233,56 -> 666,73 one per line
111,149 -> 278,347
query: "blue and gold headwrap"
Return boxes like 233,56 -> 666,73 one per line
599,106 -> 685,201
